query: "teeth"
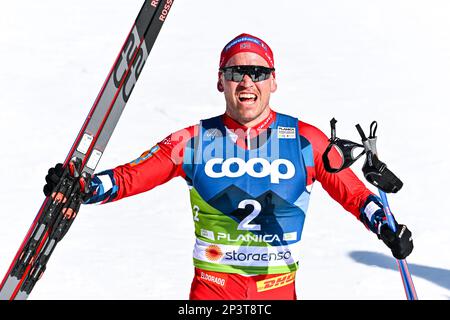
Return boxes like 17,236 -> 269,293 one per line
239,93 -> 256,99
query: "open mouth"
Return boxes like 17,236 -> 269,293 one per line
238,93 -> 257,104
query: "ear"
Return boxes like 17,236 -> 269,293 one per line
270,76 -> 277,93
217,72 -> 224,92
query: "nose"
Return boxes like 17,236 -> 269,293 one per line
240,74 -> 254,87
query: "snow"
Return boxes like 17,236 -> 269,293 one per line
0,0 -> 449,300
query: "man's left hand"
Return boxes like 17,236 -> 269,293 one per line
379,223 -> 413,260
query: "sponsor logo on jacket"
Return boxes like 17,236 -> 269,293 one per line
256,272 -> 295,292
204,245 -> 292,263
204,158 -> 295,184
199,271 -> 227,287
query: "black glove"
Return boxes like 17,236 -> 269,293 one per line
43,163 -> 65,196
379,223 -> 413,260
43,161 -> 94,210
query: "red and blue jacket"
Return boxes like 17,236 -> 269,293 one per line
85,109 -> 386,274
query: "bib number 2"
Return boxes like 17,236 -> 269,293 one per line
237,199 -> 261,231
193,205 -> 200,222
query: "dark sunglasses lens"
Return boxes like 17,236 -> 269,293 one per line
232,70 -> 245,82
223,69 -> 242,82
252,67 -> 269,82
222,66 -> 273,82
223,69 -> 231,81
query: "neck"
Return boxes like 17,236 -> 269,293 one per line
222,108 -> 276,150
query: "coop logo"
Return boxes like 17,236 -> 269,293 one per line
113,27 -> 148,103
204,158 -> 295,184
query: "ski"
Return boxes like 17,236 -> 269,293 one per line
0,0 -> 175,300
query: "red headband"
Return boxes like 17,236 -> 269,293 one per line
219,33 -> 275,69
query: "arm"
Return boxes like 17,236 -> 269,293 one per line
299,120 -> 413,259
299,120 -> 373,219
84,125 -> 197,204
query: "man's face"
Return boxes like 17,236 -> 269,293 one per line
218,52 -> 277,125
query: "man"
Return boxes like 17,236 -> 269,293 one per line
44,33 -> 413,300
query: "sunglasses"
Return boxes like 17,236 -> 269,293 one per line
220,65 -> 275,83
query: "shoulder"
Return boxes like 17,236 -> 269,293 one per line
160,124 -> 199,146
156,124 -> 199,162
298,120 -> 327,138
297,120 -> 330,151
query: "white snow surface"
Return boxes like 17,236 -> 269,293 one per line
0,0 -> 449,300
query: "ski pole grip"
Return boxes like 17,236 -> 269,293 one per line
369,121 -> 378,139
330,118 -> 337,140
355,124 -> 367,141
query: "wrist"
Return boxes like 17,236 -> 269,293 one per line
359,195 -> 386,234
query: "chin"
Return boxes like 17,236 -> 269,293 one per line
226,101 -> 266,124
238,110 -> 262,123
238,102 -> 259,113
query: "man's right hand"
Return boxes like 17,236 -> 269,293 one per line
43,163 -> 65,197
43,162 -> 92,198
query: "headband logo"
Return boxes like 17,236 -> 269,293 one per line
225,36 -> 262,52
